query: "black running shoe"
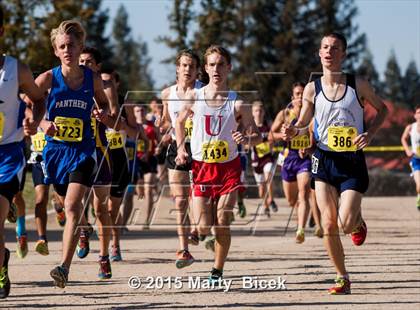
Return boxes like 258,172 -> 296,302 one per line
0,248 -> 11,299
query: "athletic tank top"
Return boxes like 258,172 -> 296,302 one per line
313,74 -> 364,152
410,122 -> 420,158
191,88 -> 238,163
168,80 -> 204,140
252,122 -> 272,160
0,56 -> 25,145
285,105 -> 311,157
46,65 -> 95,149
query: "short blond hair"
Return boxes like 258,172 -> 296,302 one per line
252,100 -> 264,109
204,45 -> 231,65
50,20 -> 86,49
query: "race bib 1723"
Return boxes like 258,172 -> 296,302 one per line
53,116 -> 83,142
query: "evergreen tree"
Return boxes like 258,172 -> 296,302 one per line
83,0 -> 113,61
157,0 -> 194,65
384,50 -> 404,105
357,48 -> 382,95
112,5 -> 154,95
402,60 -> 420,109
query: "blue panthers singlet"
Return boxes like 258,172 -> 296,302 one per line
42,65 -> 96,184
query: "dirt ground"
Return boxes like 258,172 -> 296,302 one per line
2,196 -> 420,309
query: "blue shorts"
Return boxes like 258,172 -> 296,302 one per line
43,141 -> 95,185
0,141 -> 25,184
0,141 -> 25,203
311,148 -> 369,194
410,157 -> 420,172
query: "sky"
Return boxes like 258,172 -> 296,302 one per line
103,0 -> 420,88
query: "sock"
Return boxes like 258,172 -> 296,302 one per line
16,216 -> 26,237
39,235 -> 47,242
99,255 -> 109,261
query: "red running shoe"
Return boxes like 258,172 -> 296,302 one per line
351,220 -> 367,246
328,276 -> 351,295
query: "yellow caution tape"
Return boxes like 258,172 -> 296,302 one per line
271,146 -> 404,153
363,146 -> 404,152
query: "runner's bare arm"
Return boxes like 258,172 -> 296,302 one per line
353,77 -> 388,149
93,72 -> 118,128
175,91 -> 194,164
33,71 -> 57,136
159,87 -> 172,131
269,109 -> 285,141
234,99 -> 262,146
102,78 -> 119,118
401,124 -> 413,157
282,82 -> 315,140
18,62 -> 46,131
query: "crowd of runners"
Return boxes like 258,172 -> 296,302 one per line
7,9 -> 420,300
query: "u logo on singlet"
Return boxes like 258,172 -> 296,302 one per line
204,115 -> 223,136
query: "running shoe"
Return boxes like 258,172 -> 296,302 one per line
98,258 -> 112,279
295,228 -> 305,244
209,267 -> 223,283
204,235 -> 215,252
76,229 -> 90,259
351,220 -> 367,246
264,207 -> 271,218
55,209 -> 66,227
86,222 -> 94,236
270,201 -> 278,213
16,234 -> 28,259
308,214 -> 315,228
0,248 -> 11,299
110,246 -> 122,262
175,250 -> 195,269
314,227 -> 323,238
35,239 -> 49,256
6,203 -> 17,224
328,276 -> 351,295
237,203 -> 246,218
188,230 -> 199,246
50,265 -> 68,289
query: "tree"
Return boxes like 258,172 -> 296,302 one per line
357,48 -> 382,95
0,0 -> 47,71
402,60 -> 420,109
112,5 -> 154,95
384,51 -> 404,105
157,0 -> 194,65
161,0 -> 366,113
83,0 -> 113,62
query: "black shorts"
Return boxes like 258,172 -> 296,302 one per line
157,145 -> 168,165
139,156 -> 158,176
109,147 -> 129,198
92,148 -> 112,186
32,160 -> 46,187
166,141 -> 192,171
18,165 -> 27,192
53,156 -> 96,197
0,176 -> 20,204
311,148 -> 369,194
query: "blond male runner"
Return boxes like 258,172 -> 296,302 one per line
161,49 -> 204,268
175,45 -> 261,280
282,33 -> 387,294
